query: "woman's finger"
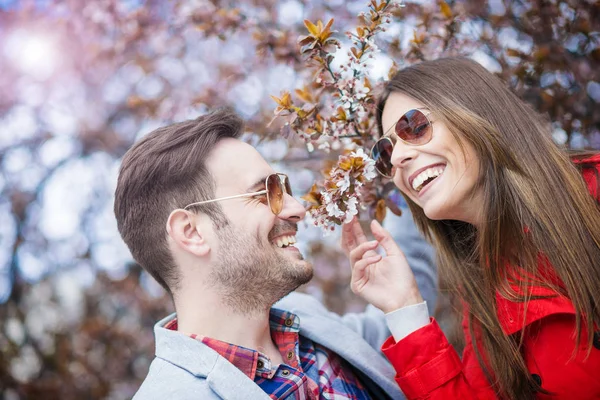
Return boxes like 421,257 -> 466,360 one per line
350,254 -> 381,293
341,218 -> 356,252
370,220 -> 402,257
349,240 -> 379,266
352,254 -> 382,275
350,216 -> 369,245
341,217 -> 365,254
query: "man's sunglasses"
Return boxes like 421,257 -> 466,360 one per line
371,108 -> 433,178
184,173 -> 292,215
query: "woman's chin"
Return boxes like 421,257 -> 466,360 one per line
423,210 -> 445,221
422,202 -> 450,221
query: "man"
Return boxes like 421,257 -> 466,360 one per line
114,108 -> 430,399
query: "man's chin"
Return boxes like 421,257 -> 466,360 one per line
294,256 -> 312,272
279,269 -> 314,298
296,262 -> 314,285
284,259 -> 313,285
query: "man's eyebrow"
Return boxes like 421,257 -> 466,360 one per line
246,176 -> 268,192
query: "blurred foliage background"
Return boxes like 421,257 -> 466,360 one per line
0,0 -> 598,398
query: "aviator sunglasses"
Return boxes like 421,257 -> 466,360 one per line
184,173 -> 292,215
371,108 -> 433,178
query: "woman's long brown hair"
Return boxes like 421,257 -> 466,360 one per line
377,57 -> 600,399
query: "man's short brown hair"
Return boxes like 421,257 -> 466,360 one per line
114,108 -> 243,294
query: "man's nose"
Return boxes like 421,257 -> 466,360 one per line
277,193 -> 306,222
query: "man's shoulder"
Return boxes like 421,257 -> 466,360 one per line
135,322 -> 219,399
133,357 -> 214,400
136,327 -> 273,400
134,354 -> 273,400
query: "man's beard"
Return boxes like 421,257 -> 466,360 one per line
208,223 -> 313,315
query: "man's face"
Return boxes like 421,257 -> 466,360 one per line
203,138 -> 313,313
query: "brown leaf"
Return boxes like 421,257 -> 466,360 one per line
298,35 -> 315,47
271,92 -> 293,109
295,86 -> 314,103
301,183 -> 322,205
439,1 -> 452,19
352,157 -> 365,169
339,158 -> 353,171
387,62 -> 399,80
304,19 -> 320,36
320,18 -> 335,42
505,48 -> 522,58
374,198 -> 387,223
385,197 -> 403,217
411,30 -> 425,45
334,106 -> 347,121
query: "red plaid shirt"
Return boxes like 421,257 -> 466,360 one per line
165,309 -> 373,399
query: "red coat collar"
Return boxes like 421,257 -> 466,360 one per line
496,287 -> 575,335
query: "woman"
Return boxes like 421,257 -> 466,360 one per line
342,57 -> 600,399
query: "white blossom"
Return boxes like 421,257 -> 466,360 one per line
350,147 -> 368,159
317,141 -> 331,152
344,197 -> 359,223
336,172 -> 351,192
339,94 -> 353,110
363,162 -> 377,180
354,82 -> 370,100
325,201 -> 345,218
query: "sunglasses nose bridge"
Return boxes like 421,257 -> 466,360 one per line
390,136 -> 419,167
276,191 -> 306,221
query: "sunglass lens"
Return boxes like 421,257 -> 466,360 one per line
372,138 -> 394,177
396,109 -> 431,145
283,175 -> 293,196
266,174 -> 284,215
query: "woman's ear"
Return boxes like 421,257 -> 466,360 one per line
166,209 -> 211,257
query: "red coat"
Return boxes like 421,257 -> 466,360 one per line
383,154 -> 600,399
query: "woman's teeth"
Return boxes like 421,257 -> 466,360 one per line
275,235 -> 297,248
412,166 -> 445,192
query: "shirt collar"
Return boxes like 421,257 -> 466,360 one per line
164,308 -> 301,379
269,308 -> 300,333
162,308 -> 299,332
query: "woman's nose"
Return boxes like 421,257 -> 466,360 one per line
390,139 -> 419,167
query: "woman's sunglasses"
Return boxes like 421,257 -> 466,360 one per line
184,173 -> 292,215
371,108 -> 433,178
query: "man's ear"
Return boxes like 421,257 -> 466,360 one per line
166,209 -> 211,257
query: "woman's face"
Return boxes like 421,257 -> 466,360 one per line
381,92 -> 483,225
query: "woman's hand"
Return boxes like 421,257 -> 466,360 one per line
341,217 -> 423,313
